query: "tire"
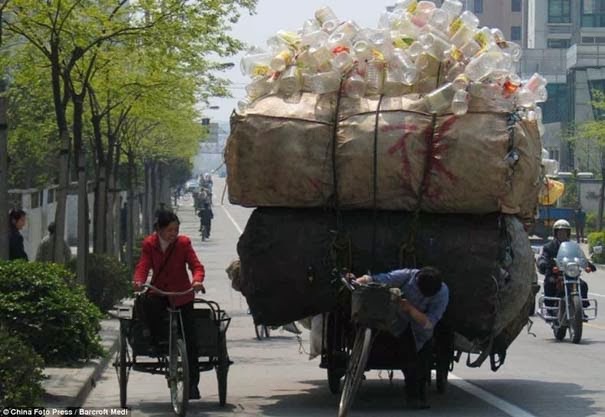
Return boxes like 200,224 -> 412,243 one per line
117,321 -> 129,409
553,302 -> 567,341
569,294 -> 583,344
169,339 -> 189,417
216,336 -> 229,406
338,328 -> 372,417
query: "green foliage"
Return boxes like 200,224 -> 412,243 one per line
586,211 -> 598,234
67,254 -> 131,313
587,232 -> 605,263
166,158 -> 193,188
0,261 -> 103,364
0,325 -> 45,408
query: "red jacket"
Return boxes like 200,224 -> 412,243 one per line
134,234 -> 205,306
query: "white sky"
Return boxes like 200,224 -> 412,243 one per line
208,0 -> 396,122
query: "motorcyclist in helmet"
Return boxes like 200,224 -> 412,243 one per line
537,219 -> 594,314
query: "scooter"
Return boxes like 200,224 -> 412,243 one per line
537,241 -> 598,343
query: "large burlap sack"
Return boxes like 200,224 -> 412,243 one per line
237,208 -> 535,354
225,93 -> 542,218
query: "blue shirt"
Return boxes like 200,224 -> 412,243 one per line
371,268 -> 449,351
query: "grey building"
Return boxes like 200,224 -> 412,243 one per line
523,0 -> 605,172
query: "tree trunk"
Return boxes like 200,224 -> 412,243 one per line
0,94 -> 8,260
126,152 -> 136,273
73,93 -> 88,285
50,47 -> 71,263
91,116 -> 107,254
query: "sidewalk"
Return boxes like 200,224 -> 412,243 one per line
42,317 -> 120,408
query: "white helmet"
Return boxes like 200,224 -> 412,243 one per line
553,219 -> 571,231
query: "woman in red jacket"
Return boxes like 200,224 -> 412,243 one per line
134,210 -> 205,400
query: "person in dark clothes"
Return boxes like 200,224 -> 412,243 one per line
8,209 -> 28,261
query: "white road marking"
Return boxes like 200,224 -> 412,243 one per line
450,374 -> 538,417
222,205 -> 243,234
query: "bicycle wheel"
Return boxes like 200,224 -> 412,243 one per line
169,339 -> 189,416
338,327 -> 372,417
116,321 -> 130,408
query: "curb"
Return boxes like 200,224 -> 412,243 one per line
42,319 -> 120,409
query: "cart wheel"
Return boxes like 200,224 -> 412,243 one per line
216,336 -> 229,406
169,339 -> 189,417
116,321 -> 130,409
338,327 -> 372,417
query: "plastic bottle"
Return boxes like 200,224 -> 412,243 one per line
332,51 -> 355,73
441,0 -> 463,21
344,72 -> 367,98
429,9 -> 449,32
308,70 -> 341,94
393,0 -> 418,13
327,32 -> 353,53
384,65 -> 410,96
240,51 -> 273,77
245,76 -> 278,100
368,30 -> 394,61
302,19 -> 320,36
416,51 -> 441,79
332,20 -> 360,41
271,50 -> 294,72
424,82 -> 458,113
301,30 -> 329,48
391,50 -> 418,85
410,4 -> 435,28
309,46 -> 334,72
464,51 -> 510,82
449,10 -> 479,37
279,66 -> 303,95
353,40 -> 373,61
322,19 -> 340,33
366,59 -> 385,95
451,89 -> 469,115
419,32 -> 451,59
315,6 -> 338,26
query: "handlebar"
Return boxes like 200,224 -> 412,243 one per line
138,283 -> 202,296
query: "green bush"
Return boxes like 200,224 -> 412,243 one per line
586,212 -> 597,234
0,325 -> 44,407
587,232 -> 605,264
68,254 -> 131,312
0,261 -> 103,364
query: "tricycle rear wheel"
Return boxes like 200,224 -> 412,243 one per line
117,321 -> 129,408
216,336 -> 229,406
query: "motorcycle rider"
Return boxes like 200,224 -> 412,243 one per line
537,219 -> 594,315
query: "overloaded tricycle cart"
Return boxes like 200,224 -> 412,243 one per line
112,285 -> 232,416
320,272 -> 454,417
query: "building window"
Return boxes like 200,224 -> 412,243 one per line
473,0 -> 483,13
512,0 -> 522,12
549,149 -> 560,162
547,38 -> 571,48
548,0 -> 571,23
511,26 -> 522,41
539,83 -> 568,124
582,0 -> 605,27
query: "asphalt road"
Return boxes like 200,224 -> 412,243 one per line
84,177 -> 605,416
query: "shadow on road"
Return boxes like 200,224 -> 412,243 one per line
254,377 -> 603,417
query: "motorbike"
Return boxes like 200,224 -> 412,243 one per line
537,241 -> 598,343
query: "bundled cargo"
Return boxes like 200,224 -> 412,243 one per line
237,209 -> 536,355
226,1 -> 545,217
226,94 -> 542,217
